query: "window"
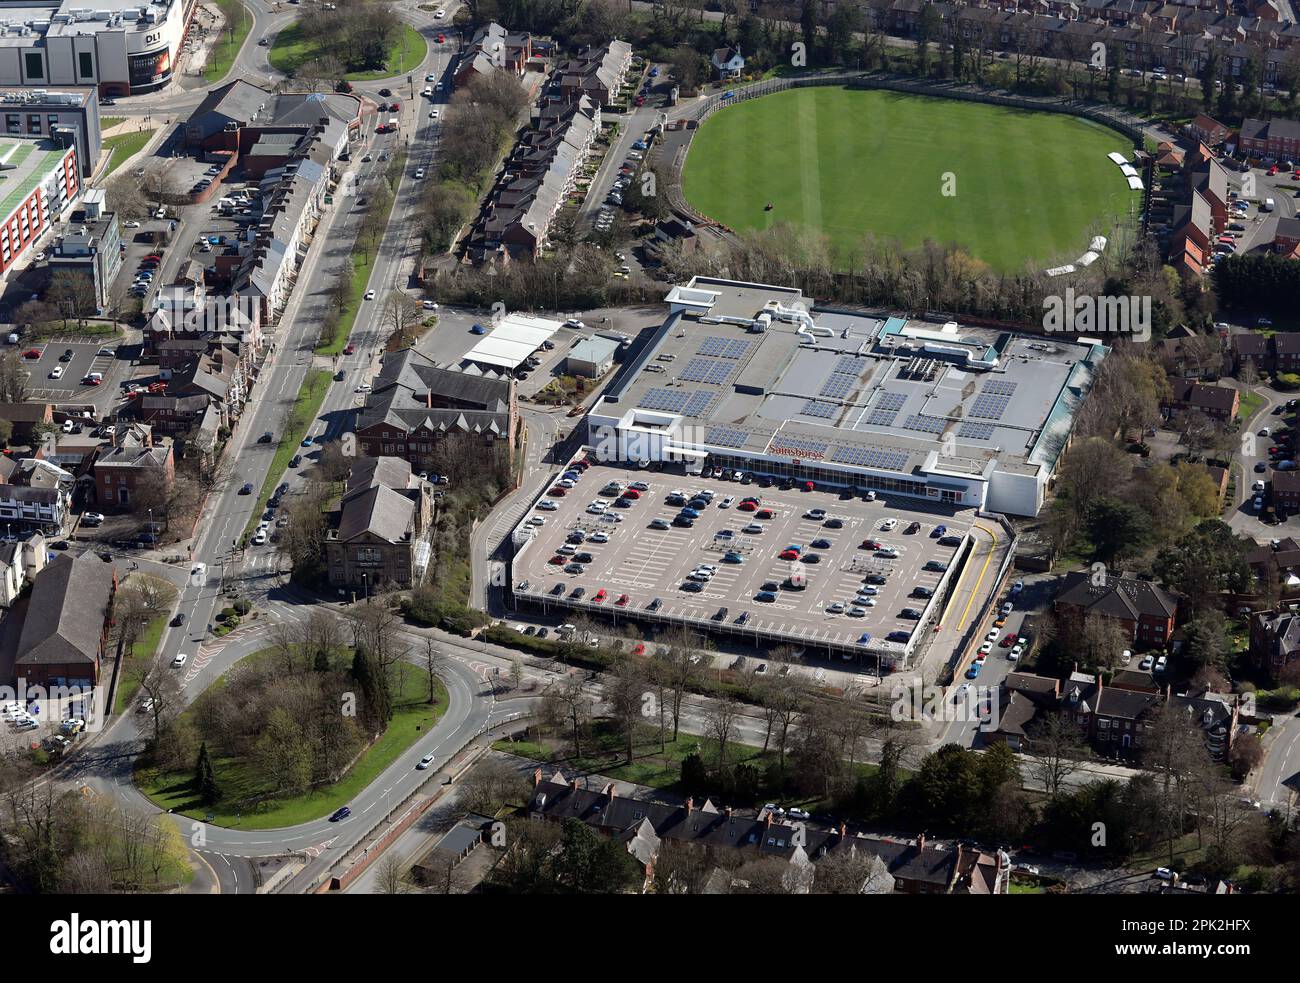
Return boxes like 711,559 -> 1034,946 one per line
78,51 -> 93,78
26,114 -> 39,134
23,53 -> 43,80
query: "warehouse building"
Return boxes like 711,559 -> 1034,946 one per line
586,277 -> 1107,517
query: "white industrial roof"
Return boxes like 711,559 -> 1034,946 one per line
465,314 -> 562,369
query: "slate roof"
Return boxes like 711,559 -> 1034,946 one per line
1056,570 -> 1178,621
15,553 -> 112,668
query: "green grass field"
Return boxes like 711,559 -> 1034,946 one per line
204,1 -> 252,83
682,87 -> 1138,273
269,21 -> 426,81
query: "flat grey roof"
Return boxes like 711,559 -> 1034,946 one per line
597,279 -> 1105,477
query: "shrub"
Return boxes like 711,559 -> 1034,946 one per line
233,598 -> 253,616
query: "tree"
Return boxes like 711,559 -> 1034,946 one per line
704,695 -> 741,778
375,853 -> 411,894
1085,496 -> 1152,565
253,707 -> 313,796
915,2 -> 941,77
657,631 -> 702,740
0,351 -> 30,403
1182,610 -> 1228,673
546,674 -> 592,759
552,817 -> 639,893
1027,712 -> 1086,797
382,289 -> 422,348
422,637 -> 446,705
195,741 -> 221,806
459,758 -> 526,815
604,656 -> 646,765
814,848 -> 894,894
1154,521 -> 1252,616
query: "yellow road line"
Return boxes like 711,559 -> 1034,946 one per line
956,523 -> 999,632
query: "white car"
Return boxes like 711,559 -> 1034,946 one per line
434,6 -> 444,15
139,698 -> 155,714
588,532 -> 609,543
986,628 -> 999,641
1155,655 -> 1168,672
252,530 -> 267,545
826,602 -> 845,614
49,365 -> 63,379
526,515 -> 546,526
417,753 -> 435,769
1009,644 -> 1024,662
880,517 -> 898,530
1139,655 -> 1155,670
536,499 -> 558,511
364,289 -> 375,301
978,641 -> 993,655
82,512 -> 105,525
847,606 -> 867,617
124,220 -> 140,229
172,653 -> 188,668
414,168 -> 425,179
720,496 -> 735,508
429,110 -> 439,119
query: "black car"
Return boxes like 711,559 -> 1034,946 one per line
567,531 -> 585,544
550,583 -> 565,596
665,494 -> 686,506
571,587 -> 586,599
811,538 -> 831,549
647,597 -> 663,611
823,518 -> 843,529
277,483 -> 289,497
258,431 -> 273,443
900,608 -> 922,620
329,806 -> 352,822
574,552 -> 594,564
713,607 -> 729,621
378,87 -> 392,97
171,612 -> 187,627
289,455 -> 302,468
98,551 -> 113,562
49,540 -> 70,551
801,553 -> 821,564
59,349 -> 73,361
239,483 -> 254,494
912,586 -> 935,598
865,573 -> 888,585
672,516 -> 694,528
906,521 -> 922,534
537,627 -> 549,639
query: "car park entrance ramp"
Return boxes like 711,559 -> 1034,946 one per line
464,314 -> 562,371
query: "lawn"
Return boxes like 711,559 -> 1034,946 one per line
204,1 -> 253,83
136,654 -> 448,829
1238,389 -> 1265,422
239,368 -> 331,543
682,87 -> 1139,273
269,21 -> 425,81
101,127 -> 155,178
315,251 -> 371,355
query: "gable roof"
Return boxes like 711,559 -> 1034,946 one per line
15,553 -> 113,668
1056,570 -> 1178,621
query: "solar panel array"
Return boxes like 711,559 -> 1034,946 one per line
982,379 -> 1018,397
819,373 -> 856,400
638,388 -> 714,417
679,357 -> 734,386
771,436 -> 829,459
835,355 -> 861,374
958,421 -> 996,440
969,394 -> 1012,420
697,336 -> 751,359
830,444 -> 910,471
707,426 -> 748,448
801,400 -> 838,419
864,390 -> 906,427
904,414 -> 947,435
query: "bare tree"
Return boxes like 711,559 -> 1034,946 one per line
704,695 -> 741,777
1026,712 -> 1087,797
422,636 -> 446,704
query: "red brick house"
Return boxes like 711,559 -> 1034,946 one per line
14,552 -> 115,688
1054,571 -> 1178,648
1164,378 -> 1240,420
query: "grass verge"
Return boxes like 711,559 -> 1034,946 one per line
204,1 -> 253,83
112,613 -> 168,715
269,21 -> 426,81
316,252 -> 371,355
136,655 -> 447,829
240,369 -> 331,543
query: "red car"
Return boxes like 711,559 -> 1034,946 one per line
632,642 -> 645,655
1269,165 -> 1279,175
344,344 -> 355,355
861,539 -> 882,550
549,487 -> 567,496
779,549 -> 799,560
594,589 -> 607,603
22,349 -> 40,359
621,488 -> 640,499
737,501 -> 757,512
437,33 -> 446,42
548,555 -> 565,565
82,376 -> 101,386
616,594 -> 629,606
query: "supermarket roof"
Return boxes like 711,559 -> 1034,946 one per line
595,278 -> 1106,476
0,137 -> 70,221
463,314 -> 563,370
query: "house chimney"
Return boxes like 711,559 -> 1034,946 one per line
533,766 -> 542,787
724,806 -> 732,819
917,832 -> 925,853
570,778 -> 579,791
607,784 -> 616,800
685,797 -> 693,814
839,822 -> 847,839
765,812 -> 773,828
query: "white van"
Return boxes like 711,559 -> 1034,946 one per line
1262,197 -> 1276,212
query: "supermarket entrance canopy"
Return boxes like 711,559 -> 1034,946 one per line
464,314 -> 563,369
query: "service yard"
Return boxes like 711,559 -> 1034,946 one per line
511,460 -> 973,663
